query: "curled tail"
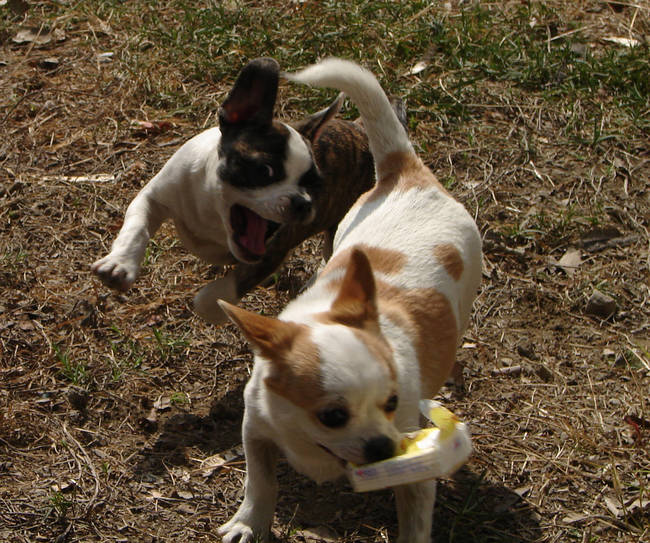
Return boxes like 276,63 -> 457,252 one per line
286,58 -> 413,173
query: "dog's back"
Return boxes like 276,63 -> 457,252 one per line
289,59 -> 482,398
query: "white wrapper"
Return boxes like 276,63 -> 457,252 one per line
347,401 -> 472,492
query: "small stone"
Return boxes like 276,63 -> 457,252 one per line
67,387 -> 89,411
535,364 -> 554,382
516,339 -> 539,360
40,57 -> 60,69
585,290 -> 617,319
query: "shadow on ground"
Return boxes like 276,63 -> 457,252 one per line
270,466 -> 541,542
133,387 -> 245,476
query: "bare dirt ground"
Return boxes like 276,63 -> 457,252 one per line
1,1 -> 649,542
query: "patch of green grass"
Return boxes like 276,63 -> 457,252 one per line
54,344 -> 88,385
1,248 -> 28,271
108,325 -> 145,381
142,238 -> 178,270
170,391 -> 188,406
530,206 -> 577,244
10,1 -> 647,143
47,490 -> 73,519
152,326 -> 189,361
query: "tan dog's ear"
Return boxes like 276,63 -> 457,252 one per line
329,248 -> 378,327
218,300 -> 301,359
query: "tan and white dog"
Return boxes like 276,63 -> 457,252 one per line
217,58 -> 482,543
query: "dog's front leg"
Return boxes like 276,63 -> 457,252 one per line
394,479 -> 437,543
91,192 -> 168,291
195,226 -> 301,324
218,435 -> 279,543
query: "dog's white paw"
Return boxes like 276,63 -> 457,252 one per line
91,254 -> 139,291
193,275 -> 239,325
217,519 -> 267,543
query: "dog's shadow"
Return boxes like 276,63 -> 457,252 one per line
133,386 -> 245,476
132,391 -> 541,542
271,467 -> 542,542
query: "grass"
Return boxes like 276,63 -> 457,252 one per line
107,325 -> 145,381
47,491 -> 73,519
54,344 -> 88,386
3,1 -> 647,139
151,326 -> 190,363
1,1 -> 648,542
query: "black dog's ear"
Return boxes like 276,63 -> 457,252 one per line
292,92 -> 344,143
219,58 -> 280,127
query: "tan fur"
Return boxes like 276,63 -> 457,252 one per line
351,152 -> 447,210
321,244 -> 407,281
219,301 -> 326,408
263,327 -> 326,410
375,280 -> 458,397
316,250 -> 397,381
433,243 -> 464,281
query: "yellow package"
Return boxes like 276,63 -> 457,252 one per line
347,400 -> 472,492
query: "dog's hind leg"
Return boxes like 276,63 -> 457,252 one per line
394,479 -> 437,543
193,274 -> 238,325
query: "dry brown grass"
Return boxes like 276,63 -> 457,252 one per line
1,1 -> 649,542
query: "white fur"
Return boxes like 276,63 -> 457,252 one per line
220,59 -> 482,543
286,58 -> 412,165
91,123 -> 313,322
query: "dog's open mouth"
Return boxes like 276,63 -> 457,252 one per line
230,204 -> 280,260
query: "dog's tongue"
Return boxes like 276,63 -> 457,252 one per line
239,207 -> 267,256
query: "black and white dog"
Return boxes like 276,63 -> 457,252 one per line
92,58 -> 392,324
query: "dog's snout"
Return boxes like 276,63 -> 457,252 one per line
363,435 -> 395,464
290,194 -> 313,222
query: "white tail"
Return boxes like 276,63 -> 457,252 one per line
286,58 -> 413,169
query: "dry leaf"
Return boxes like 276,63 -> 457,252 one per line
200,445 -> 244,477
562,511 -> 590,524
143,408 -> 157,425
201,454 -> 227,477
153,396 -> 171,411
13,28 -> 53,46
556,248 -> 582,276
604,495 -> 622,517
409,60 -> 428,75
131,119 -> 175,136
294,526 -> 338,542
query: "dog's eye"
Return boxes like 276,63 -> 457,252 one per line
317,407 -> 349,429
384,395 -> 398,413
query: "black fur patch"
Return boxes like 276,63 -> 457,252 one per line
218,121 -> 291,190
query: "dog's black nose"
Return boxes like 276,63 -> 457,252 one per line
290,194 -> 313,222
364,435 -> 395,464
